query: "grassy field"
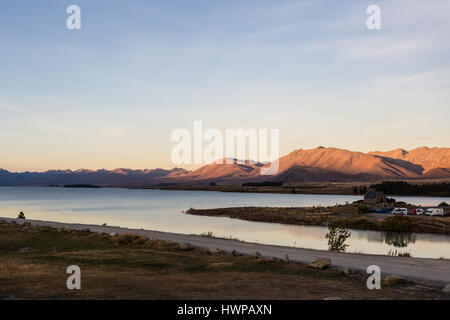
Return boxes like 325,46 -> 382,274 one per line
0,221 -> 447,300
186,204 -> 450,235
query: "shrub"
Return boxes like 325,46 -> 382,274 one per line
380,216 -> 412,232
17,212 -> 26,219
201,231 -> 215,238
113,234 -> 147,245
325,223 -> 351,252
358,205 -> 369,214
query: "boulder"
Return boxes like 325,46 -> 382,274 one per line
339,267 -> 356,275
231,250 -> 241,256
18,247 -> 33,253
382,275 -> 408,286
178,243 -> 194,251
443,284 -> 450,293
271,257 -> 284,262
307,258 -> 331,269
251,251 -> 262,259
207,247 -> 221,254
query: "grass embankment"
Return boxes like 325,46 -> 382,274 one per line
0,221 -> 445,299
186,204 -> 450,235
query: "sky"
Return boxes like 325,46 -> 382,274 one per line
1,0 -> 449,172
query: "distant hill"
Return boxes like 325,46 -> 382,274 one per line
0,167 -> 179,187
272,147 -> 421,181
1,146 -> 449,186
369,147 -> 450,171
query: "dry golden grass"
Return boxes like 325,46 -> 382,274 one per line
0,223 -> 446,300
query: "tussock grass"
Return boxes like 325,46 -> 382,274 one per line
0,222 -> 445,300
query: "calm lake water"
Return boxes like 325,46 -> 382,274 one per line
0,187 -> 449,259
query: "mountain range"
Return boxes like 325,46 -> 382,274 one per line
1,147 -> 449,187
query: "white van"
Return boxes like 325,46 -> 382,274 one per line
425,208 -> 444,216
391,208 -> 408,215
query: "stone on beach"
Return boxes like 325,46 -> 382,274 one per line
207,247 -> 221,254
307,258 -> 331,269
382,275 -> 408,286
339,267 -> 356,275
251,251 -> 262,259
178,243 -> 194,251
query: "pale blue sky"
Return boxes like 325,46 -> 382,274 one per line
1,0 -> 449,171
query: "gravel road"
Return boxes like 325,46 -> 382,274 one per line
3,217 -> 449,286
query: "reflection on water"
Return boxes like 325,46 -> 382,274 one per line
0,187 -> 449,259
384,232 -> 416,248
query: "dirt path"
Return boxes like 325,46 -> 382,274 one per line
3,217 -> 449,286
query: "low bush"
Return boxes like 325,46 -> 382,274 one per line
379,216 -> 412,232
358,205 -> 369,214
112,234 -> 147,245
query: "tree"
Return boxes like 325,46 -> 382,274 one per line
18,211 -> 26,219
439,202 -> 449,207
358,205 -> 369,214
325,223 -> 351,252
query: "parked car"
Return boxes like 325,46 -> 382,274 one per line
391,208 -> 408,215
425,208 -> 445,216
376,209 -> 389,214
410,208 -> 424,215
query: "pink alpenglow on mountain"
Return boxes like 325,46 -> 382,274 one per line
1,147 -> 449,186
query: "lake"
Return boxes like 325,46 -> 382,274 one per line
0,187 -> 449,259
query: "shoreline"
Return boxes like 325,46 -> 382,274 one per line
186,206 -> 450,235
2,216 -> 449,286
2,184 -> 450,200
152,182 -> 450,198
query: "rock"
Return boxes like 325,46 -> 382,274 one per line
18,247 -> 33,253
109,232 -> 117,236
323,297 -> 342,300
339,267 -> 356,275
231,250 -> 241,256
443,284 -> 450,293
307,258 -> 331,269
178,243 -> 194,251
207,247 -> 221,254
382,275 -> 408,286
251,251 -> 262,259
272,257 -> 284,262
